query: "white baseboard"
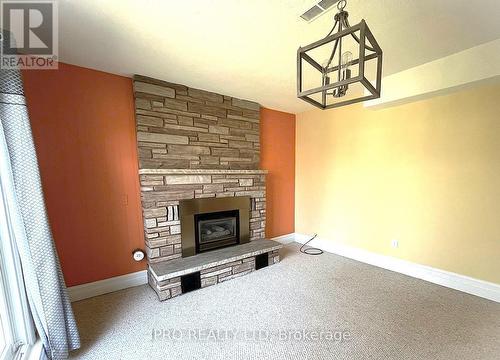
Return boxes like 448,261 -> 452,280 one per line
67,234 -> 500,303
67,270 -> 148,302
277,233 -> 500,303
270,233 -> 297,244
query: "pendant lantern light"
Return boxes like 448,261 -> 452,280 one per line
297,0 -> 383,109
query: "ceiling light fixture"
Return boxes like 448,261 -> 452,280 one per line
297,0 -> 383,109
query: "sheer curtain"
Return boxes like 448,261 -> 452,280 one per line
0,67 -> 80,359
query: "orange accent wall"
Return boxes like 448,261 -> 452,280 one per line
21,63 -> 296,286
260,108 -> 296,238
22,63 -> 146,287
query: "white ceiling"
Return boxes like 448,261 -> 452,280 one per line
58,0 -> 500,113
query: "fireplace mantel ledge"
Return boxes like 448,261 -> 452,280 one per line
139,168 -> 268,175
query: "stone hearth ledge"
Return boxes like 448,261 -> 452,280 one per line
139,169 -> 268,175
149,239 -> 282,282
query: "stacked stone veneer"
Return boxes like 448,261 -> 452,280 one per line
133,75 -> 261,170
134,75 -> 268,266
148,249 -> 280,301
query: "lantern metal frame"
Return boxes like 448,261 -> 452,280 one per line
297,4 -> 383,109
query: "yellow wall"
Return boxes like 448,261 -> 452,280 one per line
296,82 -> 500,284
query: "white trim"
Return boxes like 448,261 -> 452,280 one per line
280,233 -> 500,303
22,339 -> 43,360
0,156 -> 37,351
67,234 -> 500,304
67,270 -> 147,302
269,233 -> 296,244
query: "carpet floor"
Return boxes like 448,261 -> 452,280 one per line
70,243 -> 500,359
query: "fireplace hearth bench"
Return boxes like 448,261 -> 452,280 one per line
148,239 -> 282,301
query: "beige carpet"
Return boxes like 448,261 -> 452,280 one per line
70,243 -> 500,359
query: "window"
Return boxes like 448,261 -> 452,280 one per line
0,178 -> 37,360
1,288 -> 7,358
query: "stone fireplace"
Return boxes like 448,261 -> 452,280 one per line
133,75 -> 280,300
139,169 -> 267,264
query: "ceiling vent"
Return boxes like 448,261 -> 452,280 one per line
300,0 -> 339,22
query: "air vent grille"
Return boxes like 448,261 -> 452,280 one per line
300,0 -> 340,22
300,5 -> 323,21
318,0 -> 337,10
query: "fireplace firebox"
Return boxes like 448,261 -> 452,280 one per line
180,196 -> 250,257
195,210 -> 240,253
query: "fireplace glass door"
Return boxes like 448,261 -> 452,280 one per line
194,210 -> 240,253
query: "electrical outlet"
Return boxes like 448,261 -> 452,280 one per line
391,239 -> 399,248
